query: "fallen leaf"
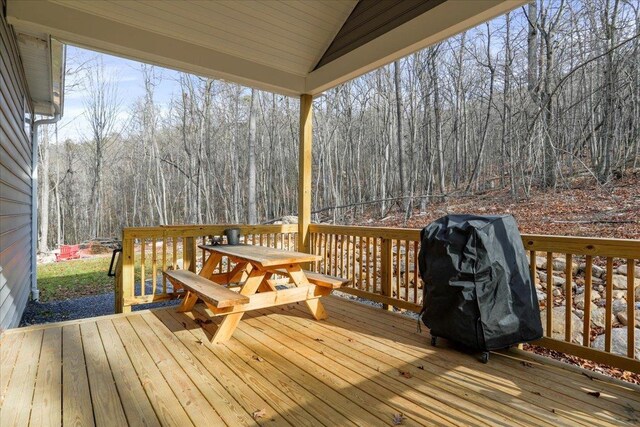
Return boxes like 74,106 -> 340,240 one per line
532,391 -> 541,396
521,361 -> 533,368
195,318 -> 213,325
398,370 -> 412,379
347,338 -> 354,342
315,338 -> 324,342
252,409 -> 267,420
195,339 -> 203,345
392,413 -> 405,425
417,365 -> 424,370
587,391 -> 601,398
252,355 -> 264,362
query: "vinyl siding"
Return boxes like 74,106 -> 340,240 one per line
0,1 -> 33,331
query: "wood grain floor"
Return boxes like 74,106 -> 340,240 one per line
1,296 -> 638,426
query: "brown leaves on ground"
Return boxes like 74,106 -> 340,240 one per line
252,409 -> 267,420
398,370 -> 412,379
367,175 -> 640,240
392,413 -> 405,425
587,391 -> 601,398
252,355 -> 264,362
523,344 -> 640,385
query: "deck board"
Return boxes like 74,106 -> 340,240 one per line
321,297 -> 632,426
81,322 -> 128,426
322,297 -> 638,419
62,325 -> 94,427
29,328 -> 61,427
1,296 -> 638,426
1,329 -> 42,426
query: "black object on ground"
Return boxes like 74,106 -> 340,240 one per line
418,214 -> 543,362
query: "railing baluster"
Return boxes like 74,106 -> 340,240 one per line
583,255 -> 592,347
152,238 -> 157,296
404,240 -> 410,302
365,237 -> 371,292
546,252 -> 553,338
565,254 -> 572,342
358,236 -> 364,289
628,259 -> 636,359
172,237 -> 177,270
413,241 -> 419,303
373,238 -> 379,294
121,237 -> 134,313
381,238 -> 393,310
331,233 -> 338,276
605,257 -> 613,353
395,240 -> 400,300
529,250 -> 536,287
140,239 -> 146,297
162,236 -> 167,293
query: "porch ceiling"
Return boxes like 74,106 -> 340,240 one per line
7,0 -> 528,97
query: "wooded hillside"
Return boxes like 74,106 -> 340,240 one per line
37,0 -> 640,251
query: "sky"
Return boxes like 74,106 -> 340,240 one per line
57,45 -> 182,142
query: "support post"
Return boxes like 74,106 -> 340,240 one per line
183,236 -> 196,272
298,94 -> 313,254
120,236 -> 134,313
381,238 -> 393,310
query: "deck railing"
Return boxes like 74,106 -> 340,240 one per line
117,223 -> 639,372
308,224 -> 639,373
117,224 -> 298,312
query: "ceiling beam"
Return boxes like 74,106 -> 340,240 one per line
7,0 -> 306,97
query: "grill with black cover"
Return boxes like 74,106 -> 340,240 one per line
418,214 -> 542,362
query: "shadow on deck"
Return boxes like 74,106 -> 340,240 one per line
1,296 -> 639,426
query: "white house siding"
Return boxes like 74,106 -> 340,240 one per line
0,2 -> 34,330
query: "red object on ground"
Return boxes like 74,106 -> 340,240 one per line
55,244 -> 80,261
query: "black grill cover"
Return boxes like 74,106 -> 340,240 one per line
418,214 -> 542,351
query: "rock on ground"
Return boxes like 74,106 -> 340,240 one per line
540,306 -> 583,344
592,328 -> 640,359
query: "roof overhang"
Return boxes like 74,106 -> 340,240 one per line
7,0 -> 526,97
12,27 -> 65,116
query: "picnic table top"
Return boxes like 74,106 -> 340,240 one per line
199,244 -> 321,268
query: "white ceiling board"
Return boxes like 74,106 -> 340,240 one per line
51,0 -> 356,75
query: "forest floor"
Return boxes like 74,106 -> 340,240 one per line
364,174 -> 640,239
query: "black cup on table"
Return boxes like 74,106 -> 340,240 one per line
224,228 -> 240,245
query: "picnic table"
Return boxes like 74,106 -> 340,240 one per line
164,244 -> 348,343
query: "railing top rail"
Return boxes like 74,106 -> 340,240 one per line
309,224 -> 639,257
122,224 -> 298,239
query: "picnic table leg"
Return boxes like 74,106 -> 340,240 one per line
199,252 -> 223,279
177,291 -> 199,313
286,265 -> 328,320
211,269 -> 266,344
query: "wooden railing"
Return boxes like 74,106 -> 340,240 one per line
309,225 -> 422,312
117,223 -> 639,372
309,224 -> 640,373
116,224 -> 298,313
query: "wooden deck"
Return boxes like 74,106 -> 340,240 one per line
1,296 -> 638,426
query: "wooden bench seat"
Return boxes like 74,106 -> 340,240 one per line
164,270 -> 250,308
273,269 -> 349,289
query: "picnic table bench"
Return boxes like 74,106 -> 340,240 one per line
164,244 -> 347,343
